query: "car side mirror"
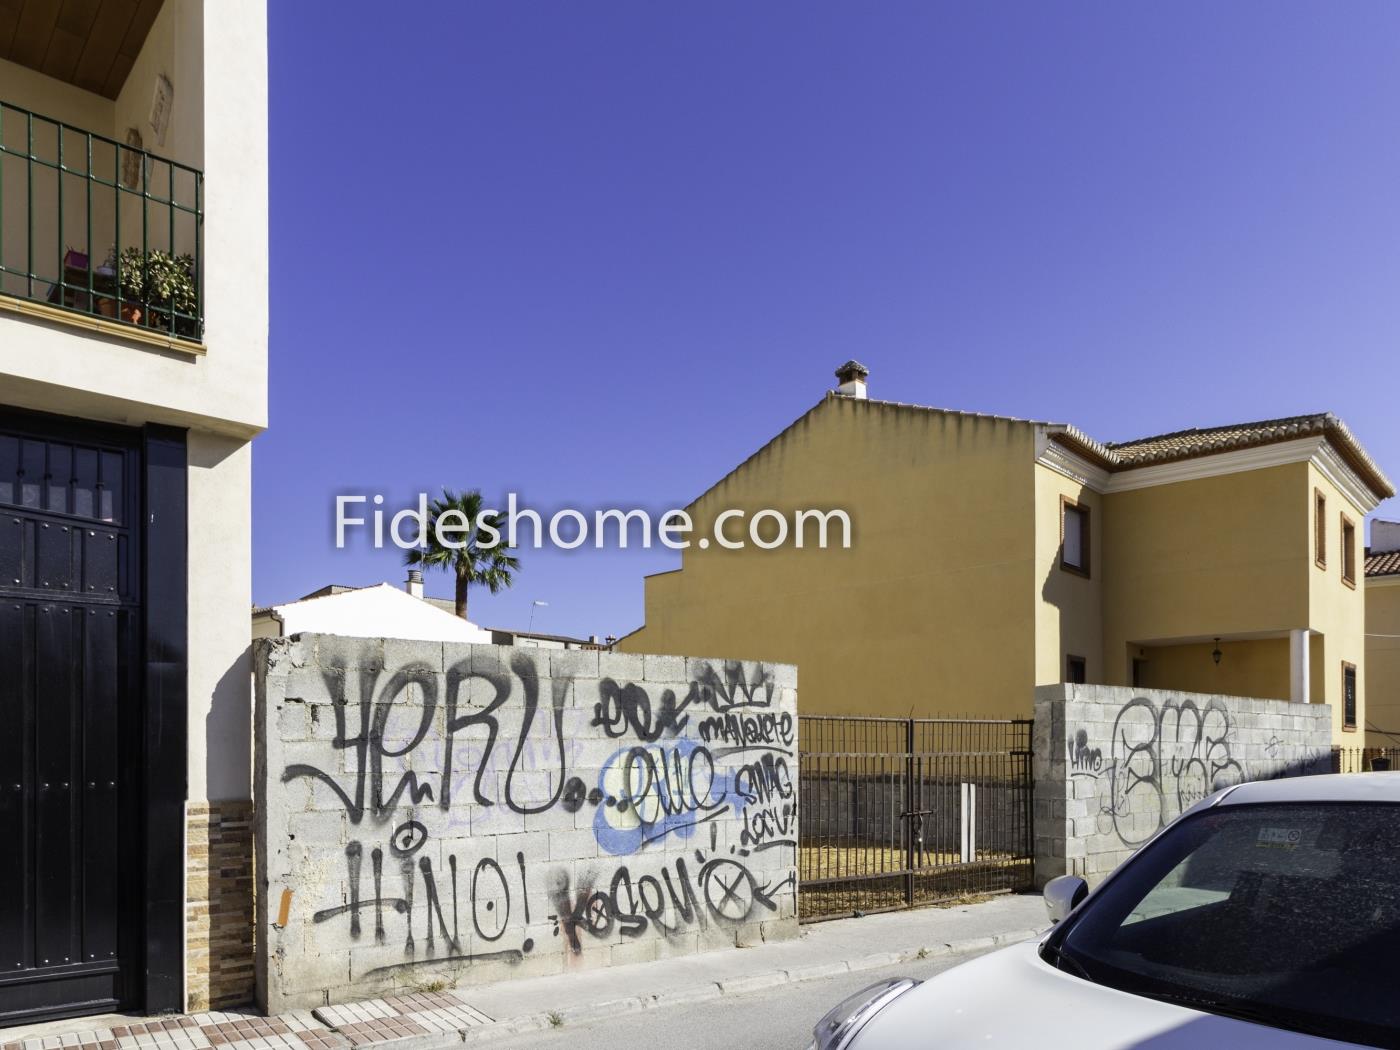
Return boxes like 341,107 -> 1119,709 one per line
1043,874 -> 1088,924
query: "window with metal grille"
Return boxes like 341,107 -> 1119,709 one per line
1343,662 -> 1357,730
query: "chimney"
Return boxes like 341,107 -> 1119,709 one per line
406,568 -> 424,599
1373,520 -> 1400,555
833,359 -> 869,400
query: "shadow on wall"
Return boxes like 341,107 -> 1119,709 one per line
206,644 -> 252,798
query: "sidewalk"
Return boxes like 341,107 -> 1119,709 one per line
1,894 -> 1047,1050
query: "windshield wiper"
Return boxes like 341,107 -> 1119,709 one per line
1138,989 -> 1340,1041
1041,942 -> 1094,982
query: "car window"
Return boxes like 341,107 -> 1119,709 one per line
1052,802 -> 1400,1048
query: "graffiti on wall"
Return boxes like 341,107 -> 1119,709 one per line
273,650 -> 797,978
1070,695 -> 1243,846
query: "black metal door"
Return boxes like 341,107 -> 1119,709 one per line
0,425 -> 141,1024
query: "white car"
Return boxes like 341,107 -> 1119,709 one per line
809,773 -> 1400,1050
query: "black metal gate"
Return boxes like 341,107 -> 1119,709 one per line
798,715 -> 1034,922
0,425 -> 142,1023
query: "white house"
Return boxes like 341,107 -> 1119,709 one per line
0,0 -> 267,1021
253,580 -> 493,644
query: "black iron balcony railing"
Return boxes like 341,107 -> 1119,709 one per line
0,100 -> 203,342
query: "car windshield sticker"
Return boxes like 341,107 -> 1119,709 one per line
1257,827 -> 1303,849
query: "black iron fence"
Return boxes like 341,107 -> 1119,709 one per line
1331,747 -> 1400,773
0,99 -> 203,341
798,715 -> 1034,922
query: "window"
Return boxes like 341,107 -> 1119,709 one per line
1061,498 -> 1090,576
1343,662 -> 1357,730
1341,514 -> 1356,587
1314,489 -> 1326,568
1066,655 -> 1087,684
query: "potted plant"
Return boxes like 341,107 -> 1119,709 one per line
102,247 -> 198,334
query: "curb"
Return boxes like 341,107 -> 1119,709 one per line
457,925 -> 1045,1045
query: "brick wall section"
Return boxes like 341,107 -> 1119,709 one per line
253,635 -> 799,1013
1034,684 -> 1332,887
186,801 -> 256,1011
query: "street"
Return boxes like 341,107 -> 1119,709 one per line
480,947 -> 998,1050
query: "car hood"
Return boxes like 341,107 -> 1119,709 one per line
853,941 -> 1365,1049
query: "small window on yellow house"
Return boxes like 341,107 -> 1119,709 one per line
1341,515 -> 1356,587
1066,655 -> 1087,684
1342,662 -> 1357,730
1314,490 -> 1326,568
1061,498 -> 1089,577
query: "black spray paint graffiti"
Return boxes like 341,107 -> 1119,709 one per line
551,838 -> 796,955
281,653 -> 579,826
281,653 -> 796,971
1073,696 -> 1243,846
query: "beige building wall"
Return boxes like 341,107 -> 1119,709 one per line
1131,637 -> 1291,699
1305,462 -> 1369,739
1099,463 -> 1308,686
1366,577 -> 1400,748
622,396 -> 1039,718
1034,463 -> 1102,687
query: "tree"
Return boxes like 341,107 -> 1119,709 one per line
406,489 -> 520,620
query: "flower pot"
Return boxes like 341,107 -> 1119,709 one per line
120,303 -> 142,325
96,298 -> 117,319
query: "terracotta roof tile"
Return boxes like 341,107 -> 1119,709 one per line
1052,412 -> 1394,500
1367,550 -> 1400,578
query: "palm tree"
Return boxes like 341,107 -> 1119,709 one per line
406,489 -> 520,620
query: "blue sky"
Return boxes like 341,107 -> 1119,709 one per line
259,1 -> 1400,639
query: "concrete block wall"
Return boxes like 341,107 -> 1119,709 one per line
254,635 -> 798,1013
1034,684 -> 1332,887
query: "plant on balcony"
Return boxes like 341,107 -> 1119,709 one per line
101,247 -> 197,333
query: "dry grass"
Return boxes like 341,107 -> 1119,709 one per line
797,842 -> 1031,921
799,842 -> 1022,880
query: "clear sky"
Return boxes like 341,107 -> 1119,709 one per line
260,1 -> 1400,640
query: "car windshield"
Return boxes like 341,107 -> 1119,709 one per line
1052,802 -> 1400,1048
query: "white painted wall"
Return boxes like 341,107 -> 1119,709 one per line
188,429 -> 254,801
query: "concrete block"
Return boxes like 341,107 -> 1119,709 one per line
598,651 -> 645,682
545,648 -> 598,679
548,829 -> 599,862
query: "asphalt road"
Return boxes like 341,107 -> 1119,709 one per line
480,947 -> 996,1050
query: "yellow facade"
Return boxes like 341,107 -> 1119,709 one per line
1366,576 -> 1400,748
628,398 -> 1038,718
620,393 -> 1388,742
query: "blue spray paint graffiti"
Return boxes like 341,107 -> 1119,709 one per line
593,740 -> 734,855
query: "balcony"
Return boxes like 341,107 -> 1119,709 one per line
0,98 -> 203,346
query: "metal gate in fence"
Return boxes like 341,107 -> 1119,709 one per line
798,715 -> 1034,922
1332,747 -> 1400,773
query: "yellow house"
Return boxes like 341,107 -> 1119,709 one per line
620,363 -> 1393,742
1365,522 -> 1400,748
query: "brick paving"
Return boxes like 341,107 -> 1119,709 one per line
0,995 -> 490,1050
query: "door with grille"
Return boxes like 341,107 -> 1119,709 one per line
0,422 -> 141,1024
